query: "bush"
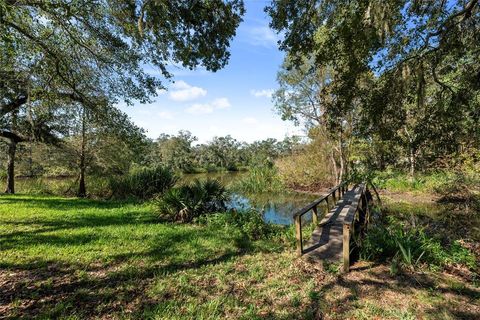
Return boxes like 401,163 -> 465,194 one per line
110,166 -> 177,200
232,167 -> 284,193
156,179 -> 229,222
276,135 -> 335,190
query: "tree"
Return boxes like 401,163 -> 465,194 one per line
63,103 -> 148,197
267,0 -> 480,174
1,0 -> 245,192
273,56 -> 358,183
151,131 -> 197,172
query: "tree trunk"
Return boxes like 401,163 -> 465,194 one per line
77,107 -> 87,198
409,146 -> 416,177
330,149 -> 339,185
78,160 -> 86,197
338,134 -> 345,183
5,141 -> 17,194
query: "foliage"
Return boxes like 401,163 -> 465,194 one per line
199,209 -> 286,241
156,179 -> 229,222
232,167 -> 285,193
276,131 -> 336,190
267,0 -> 480,176
360,215 -> 476,271
372,170 -> 480,194
149,131 -> 197,173
146,131 -> 301,173
110,166 -> 177,200
1,0 -> 245,194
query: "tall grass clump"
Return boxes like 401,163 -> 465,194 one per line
372,170 -> 466,193
199,209 -> 286,241
232,167 -> 284,193
275,133 -> 336,190
110,166 -> 177,200
360,215 -> 476,271
156,179 -> 229,222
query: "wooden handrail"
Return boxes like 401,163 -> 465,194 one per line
292,183 -> 346,220
342,183 -> 367,272
294,182 -> 348,255
293,181 -> 376,273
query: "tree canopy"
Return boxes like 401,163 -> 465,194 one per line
268,0 -> 480,174
0,0 -> 245,193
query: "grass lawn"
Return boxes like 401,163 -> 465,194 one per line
1,194 -> 479,319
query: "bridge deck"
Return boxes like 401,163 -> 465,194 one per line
303,188 -> 359,261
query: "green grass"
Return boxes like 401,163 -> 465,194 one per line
0,194 -> 318,319
371,170 -> 480,194
1,194 -> 479,319
232,167 -> 285,194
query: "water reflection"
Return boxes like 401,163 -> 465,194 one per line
181,172 -> 319,225
228,192 -> 318,225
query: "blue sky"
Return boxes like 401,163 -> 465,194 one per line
118,1 -> 302,144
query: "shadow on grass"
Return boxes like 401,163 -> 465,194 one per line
264,262 -> 479,320
0,196 -> 263,318
0,194 -> 138,210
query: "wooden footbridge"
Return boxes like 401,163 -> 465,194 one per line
293,183 -> 374,272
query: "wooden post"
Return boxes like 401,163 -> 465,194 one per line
295,215 -> 302,256
332,189 -> 337,204
323,198 -> 329,216
312,205 -> 318,225
343,224 -> 350,273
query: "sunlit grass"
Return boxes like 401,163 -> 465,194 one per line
1,194 -> 478,319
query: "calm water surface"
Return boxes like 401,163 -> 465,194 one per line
181,172 -> 318,225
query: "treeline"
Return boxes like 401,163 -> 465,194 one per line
149,131 -> 301,173
0,126 -> 302,192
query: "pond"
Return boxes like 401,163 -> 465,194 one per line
180,172 -> 319,225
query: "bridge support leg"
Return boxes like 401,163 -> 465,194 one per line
295,216 -> 302,256
343,224 -> 350,273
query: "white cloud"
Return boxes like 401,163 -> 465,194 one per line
186,97 -> 231,114
186,103 -> 214,114
250,89 -> 274,98
169,80 -> 207,101
243,117 -> 259,125
212,97 -> 231,109
246,26 -> 279,47
157,111 -> 174,119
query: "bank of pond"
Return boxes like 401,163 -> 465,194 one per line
10,171 -> 318,225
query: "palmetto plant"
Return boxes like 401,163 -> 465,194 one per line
156,179 -> 230,222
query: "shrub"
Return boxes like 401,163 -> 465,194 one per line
156,179 -> 229,222
276,135 -> 335,190
232,167 -> 284,193
110,166 -> 177,200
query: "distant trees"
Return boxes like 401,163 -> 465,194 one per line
150,131 -> 197,173
145,131 -> 301,173
268,0 -> 480,175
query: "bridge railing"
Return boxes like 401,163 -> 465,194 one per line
293,182 -> 348,255
342,183 -> 371,272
